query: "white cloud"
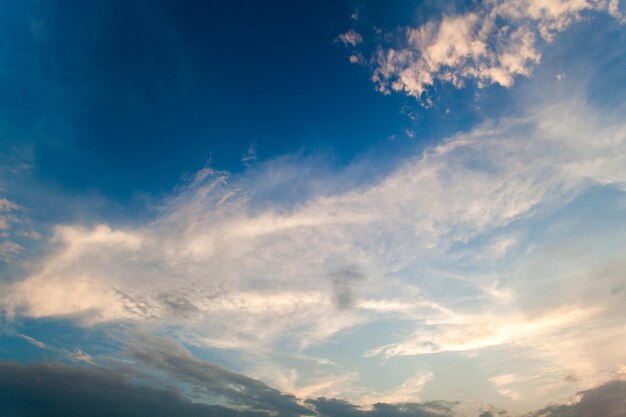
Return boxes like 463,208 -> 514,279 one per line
17,334 -> 50,349
371,0 -> 618,100
0,241 -> 22,261
67,349 -> 95,364
0,198 -> 19,211
349,53 -> 365,65
365,305 -> 600,358
337,30 -> 363,47
609,0 -> 626,22
13,332 -> 96,364
358,371 -> 434,405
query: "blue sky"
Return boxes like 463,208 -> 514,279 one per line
1,1 -> 626,416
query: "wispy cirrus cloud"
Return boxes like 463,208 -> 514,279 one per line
0,195 -> 43,262
0,197 -> 23,261
2,86 -> 625,407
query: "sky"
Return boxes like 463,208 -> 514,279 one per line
1,1 -> 626,416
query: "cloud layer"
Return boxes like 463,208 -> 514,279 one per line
0,361 -> 269,417
2,88 -> 625,408
1,359 -> 625,417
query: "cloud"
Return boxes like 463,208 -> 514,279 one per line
0,194 -> 41,261
17,230 -> 42,240
0,198 -> 19,211
609,0 -> 626,23
0,240 -> 22,261
128,334 -> 314,416
307,396 -> 509,417
330,266 -> 365,310
369,0 -> 620,100
0,361 -> 269,417
242,144 -> 258,167
0,198 -> 19,232
357,371 -> 435,405
338,30 -> 363,47
16,333 -> 50,349
1,89 -> 625,404
525,380 -> 626,417
10,332 -> 96,364
365,306 -> 600,358
2,357 -> 625,417
349,53 -> 365,65
307,397 -> 459,417
0,360 -> 453,417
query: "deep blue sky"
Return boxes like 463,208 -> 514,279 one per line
2,1 -> 389,198
0,0 -> 500,206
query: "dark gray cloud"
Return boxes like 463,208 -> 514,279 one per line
524,380 -> 626,417
2,353 -> 625,417
330,266 -> 364,310
306,397 -> 460,417
478,409 -> 510,417
0,361 -> 267,417
0,361 -> 459,417
157,291 -> 200,316
129,334 -> 314,417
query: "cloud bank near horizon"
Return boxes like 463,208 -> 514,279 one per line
1,358 -> 625,417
